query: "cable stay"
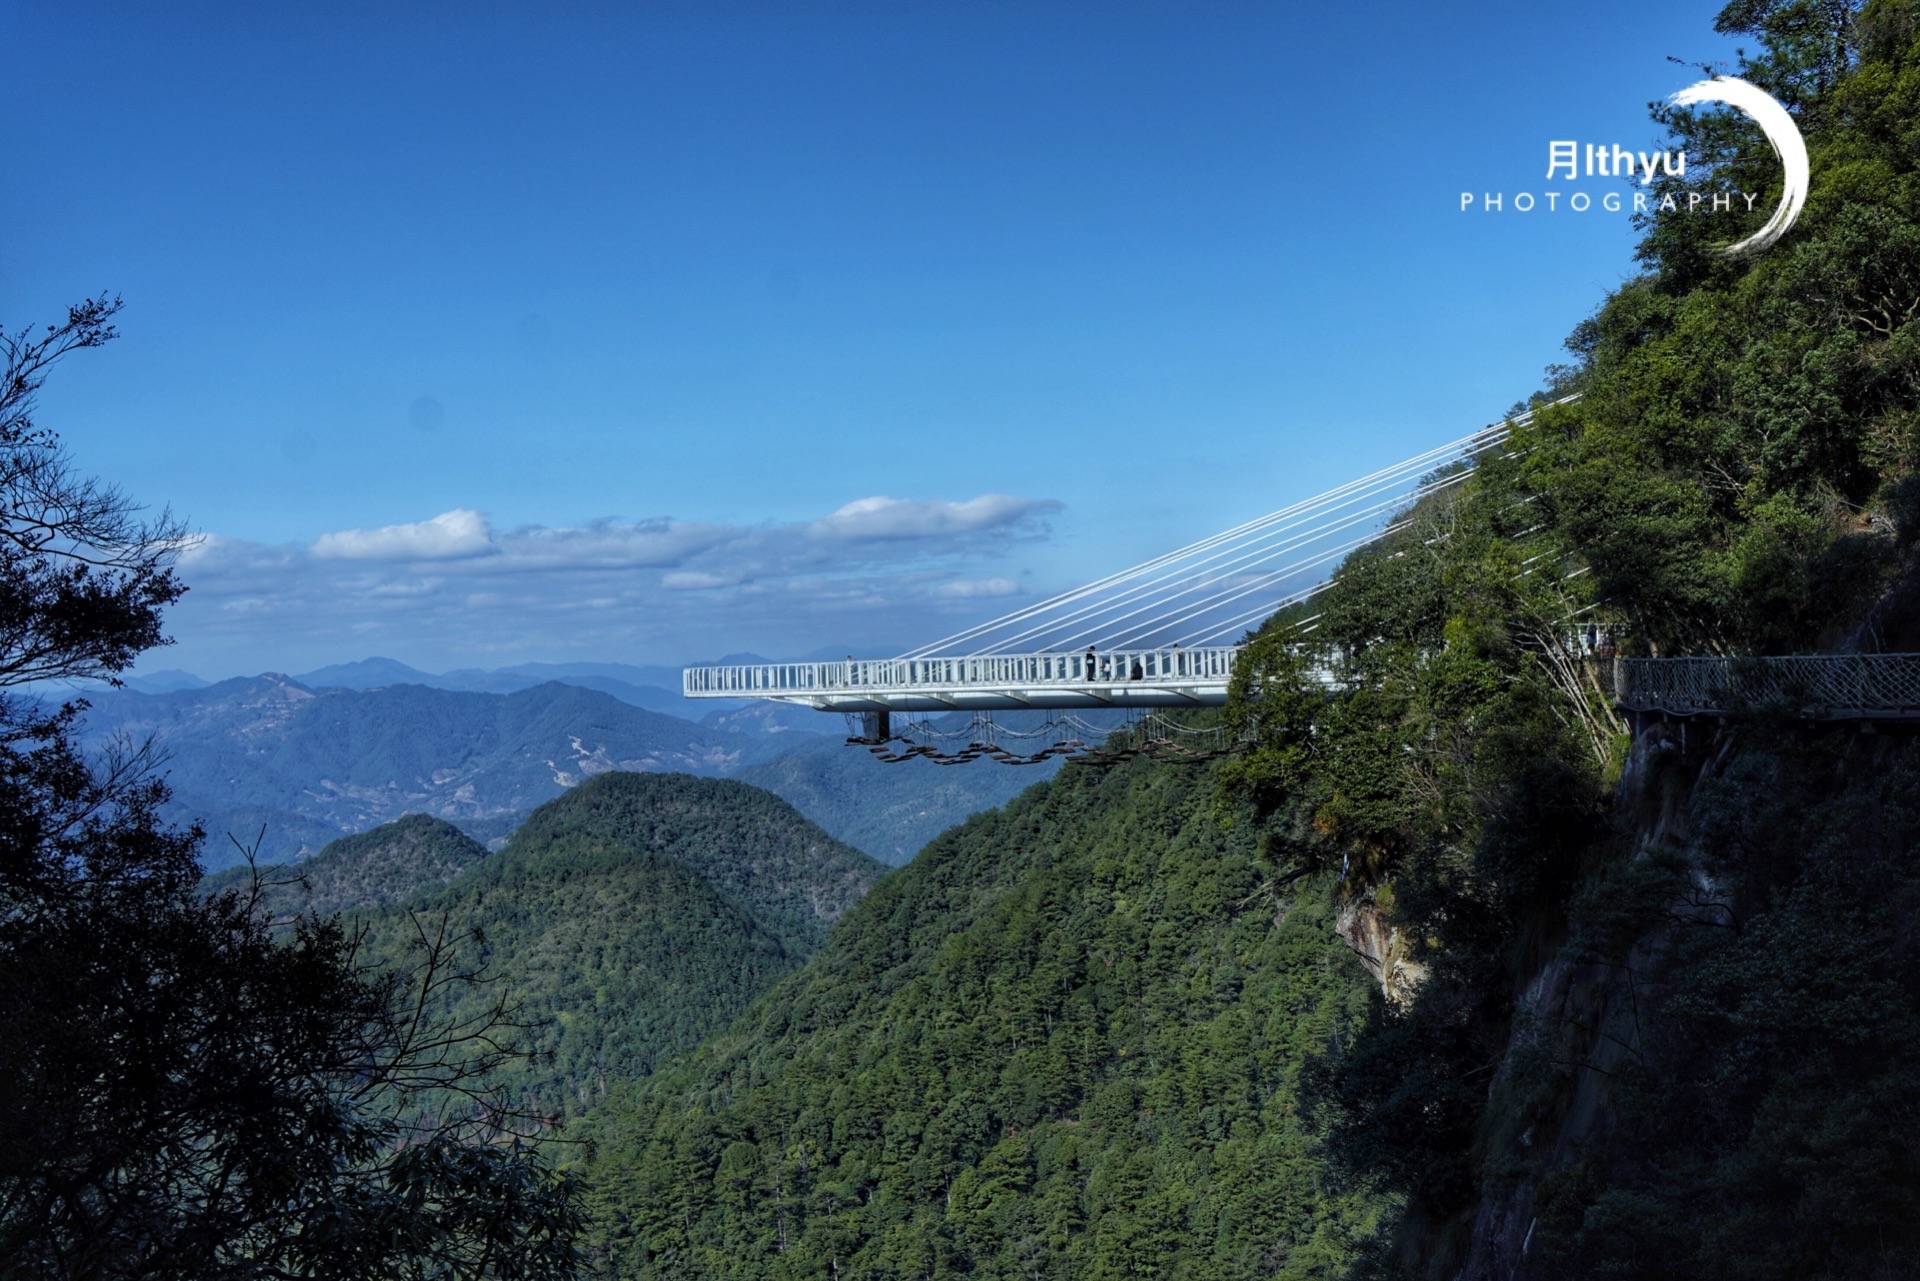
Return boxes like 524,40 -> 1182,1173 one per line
681,394 -> 1601,762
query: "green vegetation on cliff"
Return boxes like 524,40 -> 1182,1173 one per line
578,757 -> 1388,1280
1212,4 -> 1920,1277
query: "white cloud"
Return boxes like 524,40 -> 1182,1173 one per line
165,489 -> 1066,673
662,571 -> 734,591
366,577 -> 444,597
312,509 -> 494,562
494,518 -> 736,571
808,494 -> 1059,542
935,577 -> 1021,599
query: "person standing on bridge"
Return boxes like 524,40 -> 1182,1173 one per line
1086,645 -> 1097,682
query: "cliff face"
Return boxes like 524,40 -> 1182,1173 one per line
1445,717 -> 1920,1281
1453,724 -> 1701,1280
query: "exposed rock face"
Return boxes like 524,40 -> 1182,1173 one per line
1336,893 -> 1429,1006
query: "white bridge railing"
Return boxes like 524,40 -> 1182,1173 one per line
1617,654 -> 1920,719
684,645 -> 1242,700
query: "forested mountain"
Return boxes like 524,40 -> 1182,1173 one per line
493,772 -> 882,952
351,773 -> 886,1123
577,754 -> 1388,1279
201,813 -> 491,916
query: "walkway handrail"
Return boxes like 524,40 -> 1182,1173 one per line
1617,653 -> 1920,718
684,645 -> 1243,698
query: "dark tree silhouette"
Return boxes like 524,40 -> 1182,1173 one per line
0,300 -> 582,1280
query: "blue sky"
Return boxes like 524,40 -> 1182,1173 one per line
3,1 -> 1740,677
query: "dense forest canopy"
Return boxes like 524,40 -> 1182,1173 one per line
347,773 -> 886,1124
199,812 -> 494,917
577,759 -> 1386,1280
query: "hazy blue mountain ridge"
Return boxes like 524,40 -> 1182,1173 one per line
79,673 -> 1079,869
78,677 -> 786,868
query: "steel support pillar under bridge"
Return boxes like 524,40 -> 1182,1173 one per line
681,396 -> 1578,717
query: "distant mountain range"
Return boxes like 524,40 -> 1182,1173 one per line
78,665 -> 1106,869
292,654 -> 733,693
285,654 -> 825,731
77,676 -> 795,869
120,668 -> 214,695
119,653 -> 823,729
740,725 -> 1067,863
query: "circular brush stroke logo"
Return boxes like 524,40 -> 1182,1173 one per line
1669,76 -> 1808,255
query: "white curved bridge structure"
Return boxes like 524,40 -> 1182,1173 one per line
683,646 -> 1245,712
683,398 -> 1578,719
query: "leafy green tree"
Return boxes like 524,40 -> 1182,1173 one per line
0,300 -> 581,1279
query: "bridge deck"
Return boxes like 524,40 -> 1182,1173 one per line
684,646 -> 1245,711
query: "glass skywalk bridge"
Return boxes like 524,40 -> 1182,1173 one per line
682,398 -> 1581,730
682,646 -> 1247,712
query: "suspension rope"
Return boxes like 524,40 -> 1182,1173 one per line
1098,463 -> 1484,649
1109,521 -> 1412,650
901,398 -> 1574,660
985,465 -> 1481,655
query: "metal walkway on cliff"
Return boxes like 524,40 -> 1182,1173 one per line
1616,654 -> 1920,722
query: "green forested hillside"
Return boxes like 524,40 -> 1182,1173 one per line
355,773 -> 886,1123
497,772 -> 882,952
578,756 -> 1388,1280
201,813 -> 490,916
